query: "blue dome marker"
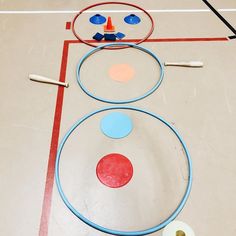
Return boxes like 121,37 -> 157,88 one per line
100,112 -> 133,139
124,14 -> 141,25
89,14 -> 106,25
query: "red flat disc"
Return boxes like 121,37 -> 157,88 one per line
96,153 -> 133,188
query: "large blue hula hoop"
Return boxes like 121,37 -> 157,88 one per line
76,43 -> 164,104
55,106 -> 193,236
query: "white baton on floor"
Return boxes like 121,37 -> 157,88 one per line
29,74 -> 69,88
164,61 -> 204,67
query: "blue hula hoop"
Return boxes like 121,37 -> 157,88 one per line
76,43 -> 164,104
55,106 -> 193,236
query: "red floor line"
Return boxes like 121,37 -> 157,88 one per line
65,37 -> 228,44
39,41 -> 69,236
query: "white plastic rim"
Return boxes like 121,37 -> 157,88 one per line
162,221 -> 195,236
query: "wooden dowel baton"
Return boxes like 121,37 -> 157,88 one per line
29,74 -> 69,88
164,61 -> 204,67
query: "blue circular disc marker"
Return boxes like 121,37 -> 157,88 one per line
89,14 -> 106,25
124,14 -> 141,25
101,112 -> 133,139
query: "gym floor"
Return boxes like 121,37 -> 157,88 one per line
0,1 -> 235,235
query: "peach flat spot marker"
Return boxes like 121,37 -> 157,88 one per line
108,63 -> 135,83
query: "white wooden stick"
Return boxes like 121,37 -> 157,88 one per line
29,74 -> 69,88
164,61 -> 204,67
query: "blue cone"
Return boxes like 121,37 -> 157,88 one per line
89,14 -> 106,25
124,14 -> 141,25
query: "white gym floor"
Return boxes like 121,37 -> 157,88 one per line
0,1 -> 235,235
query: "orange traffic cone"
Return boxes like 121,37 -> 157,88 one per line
104,16 -> 115,32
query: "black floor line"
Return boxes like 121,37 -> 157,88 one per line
228,35 -> 236,40
201,0 -> 236,37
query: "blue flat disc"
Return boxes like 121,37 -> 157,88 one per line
100,112 -> 133,139
89,14 -> 106,25
124,14 -> 141,25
